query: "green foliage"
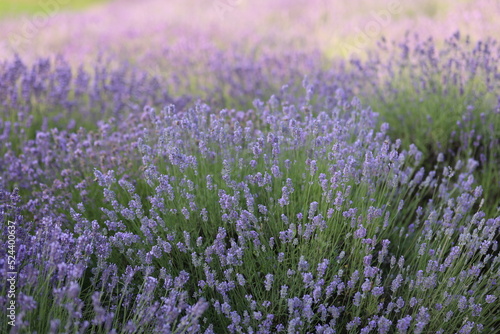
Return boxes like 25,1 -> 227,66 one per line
0,0 -> 106,18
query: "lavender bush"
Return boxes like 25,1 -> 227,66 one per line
1,33 -> 499,333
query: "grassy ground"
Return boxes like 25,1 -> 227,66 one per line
0,0 -> 106,18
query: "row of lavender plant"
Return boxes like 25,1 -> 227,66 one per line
1,33 -> 499,332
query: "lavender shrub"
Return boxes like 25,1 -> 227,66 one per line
0,33 -> 499,333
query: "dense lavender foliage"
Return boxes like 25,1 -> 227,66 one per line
1,33 -> 499,333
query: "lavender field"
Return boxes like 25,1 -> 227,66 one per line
1,0 -> 499,333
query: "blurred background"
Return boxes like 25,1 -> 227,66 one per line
1,0 -> 500,65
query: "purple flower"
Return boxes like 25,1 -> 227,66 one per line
364,266 -> 379,278
308,201 -> 319,219
485,295 -> 497,303
443,246 -> 461,267
352,292 -> 362,306
267,162 -> 280,177
391,274 -> 403,292
236,273 -> 246,286
280,285 -> 288,299
346,317 -> 361,331
396,315 -> 412,333
470,303 -> 482,316
264,274 -> 274,291
372,286 -> 384,297
377,316 -> 392,334
181,207 -> 190,220
378,239 -> 390,263
361,279 -> 372,292
347,270 -> 360,289
298,256 -> 309,271
396,297 -> 405,309
354,224 -> 367,238
458,295 -> 468,310
302,272 -> 314,288
444,310 -> 454,322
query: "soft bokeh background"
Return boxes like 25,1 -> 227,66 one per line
1,0 -> 500,65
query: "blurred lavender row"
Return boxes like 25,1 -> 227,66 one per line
1,0 -> 500,62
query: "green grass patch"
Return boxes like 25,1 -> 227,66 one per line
0,0 -> 107,18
